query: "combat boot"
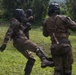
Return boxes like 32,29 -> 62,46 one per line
24,58 -> 36,75
36,47 -> 54,68
64,72 -> 71,75
41,57 -> 54,68
54,69 -> 64,75
64,67 -> 72,75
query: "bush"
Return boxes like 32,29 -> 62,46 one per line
2,0 -> 50,22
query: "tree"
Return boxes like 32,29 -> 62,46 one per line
0,0 -> 3,18
60,3 -> 67,15
32,0 -> 49,22
2,0 -> 30,19
66,0 -> 76,20
2,0 -> 50,22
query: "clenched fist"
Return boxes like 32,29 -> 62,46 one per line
0,44 -> 6,52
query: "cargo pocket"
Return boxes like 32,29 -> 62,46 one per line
60,43 -> 71,54
51,44 -> 60,55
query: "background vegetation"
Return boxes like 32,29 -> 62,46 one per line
0,25 -> 76,75
0,0 -> 72,22
1,0 -> 49,22
0,0 -> 76,75
1,0 -> 76,21
66,0 -> 76,20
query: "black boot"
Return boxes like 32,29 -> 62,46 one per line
36,47 -> 54,68
24,58 -> 36,75
54,69 -> 64,75
64,72 -> 71,75
41,57 -> 54,68
64,67 -> 72,75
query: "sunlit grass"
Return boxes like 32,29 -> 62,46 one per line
0,24 -> 76,75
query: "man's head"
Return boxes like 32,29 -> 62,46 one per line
26,9 -> 33,17
14,9 -> 25,22
48,2 -> 60,16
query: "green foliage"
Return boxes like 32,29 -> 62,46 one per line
32,0 -> 49,22
0,0 -> 2,7
2,0 -> 50,22
60,3 -> 67,15
0,0 -> 4,19
60,7 -> 66,15
0,24 -> 76,75
2,0 -> 26,19
66,0 -> 76,20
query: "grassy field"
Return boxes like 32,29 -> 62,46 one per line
0,23 -> 76,75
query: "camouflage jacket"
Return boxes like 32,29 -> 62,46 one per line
3,18 -> 30,44
42,14 -> 76,40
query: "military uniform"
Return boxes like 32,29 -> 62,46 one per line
42,14 -> 76,75
3,18 -> 34,59
0,17 -> 53,75
22,11 -> 36,75
0,8 -> 54,75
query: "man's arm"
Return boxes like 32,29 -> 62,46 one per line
62,16 -> 76,31
0,19 -> 16,52
22,16 -> 34,24
42,19 -> 49,37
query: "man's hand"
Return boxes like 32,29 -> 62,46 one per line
26,22 -> 31,27
28,16 -> 34,21
0,44 -> 6,52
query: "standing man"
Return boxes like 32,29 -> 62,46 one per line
42,2 -> 76,75
0,9 -> 53,75
21,9 -> 36,75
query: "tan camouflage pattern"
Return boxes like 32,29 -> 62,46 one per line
42,14 -> 76,74
3,18 -> 38,59
43,15 -> 76,39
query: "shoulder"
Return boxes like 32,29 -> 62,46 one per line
10,18 -> 20,27
56,15 -> 65,19
43,17 -> 51,24
56,15 -> 71,21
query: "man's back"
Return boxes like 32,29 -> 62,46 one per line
43,14 -> 70,39
10,18 -> 28,40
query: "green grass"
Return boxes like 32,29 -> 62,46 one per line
0,24 -> 76,75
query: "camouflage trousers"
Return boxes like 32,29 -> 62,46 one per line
51,38 -> 73,75
13,37 -> 38,59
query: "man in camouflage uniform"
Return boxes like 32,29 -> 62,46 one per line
42,2 -> 76,75
21,9 -> 36,75
0,9 -> 53,75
